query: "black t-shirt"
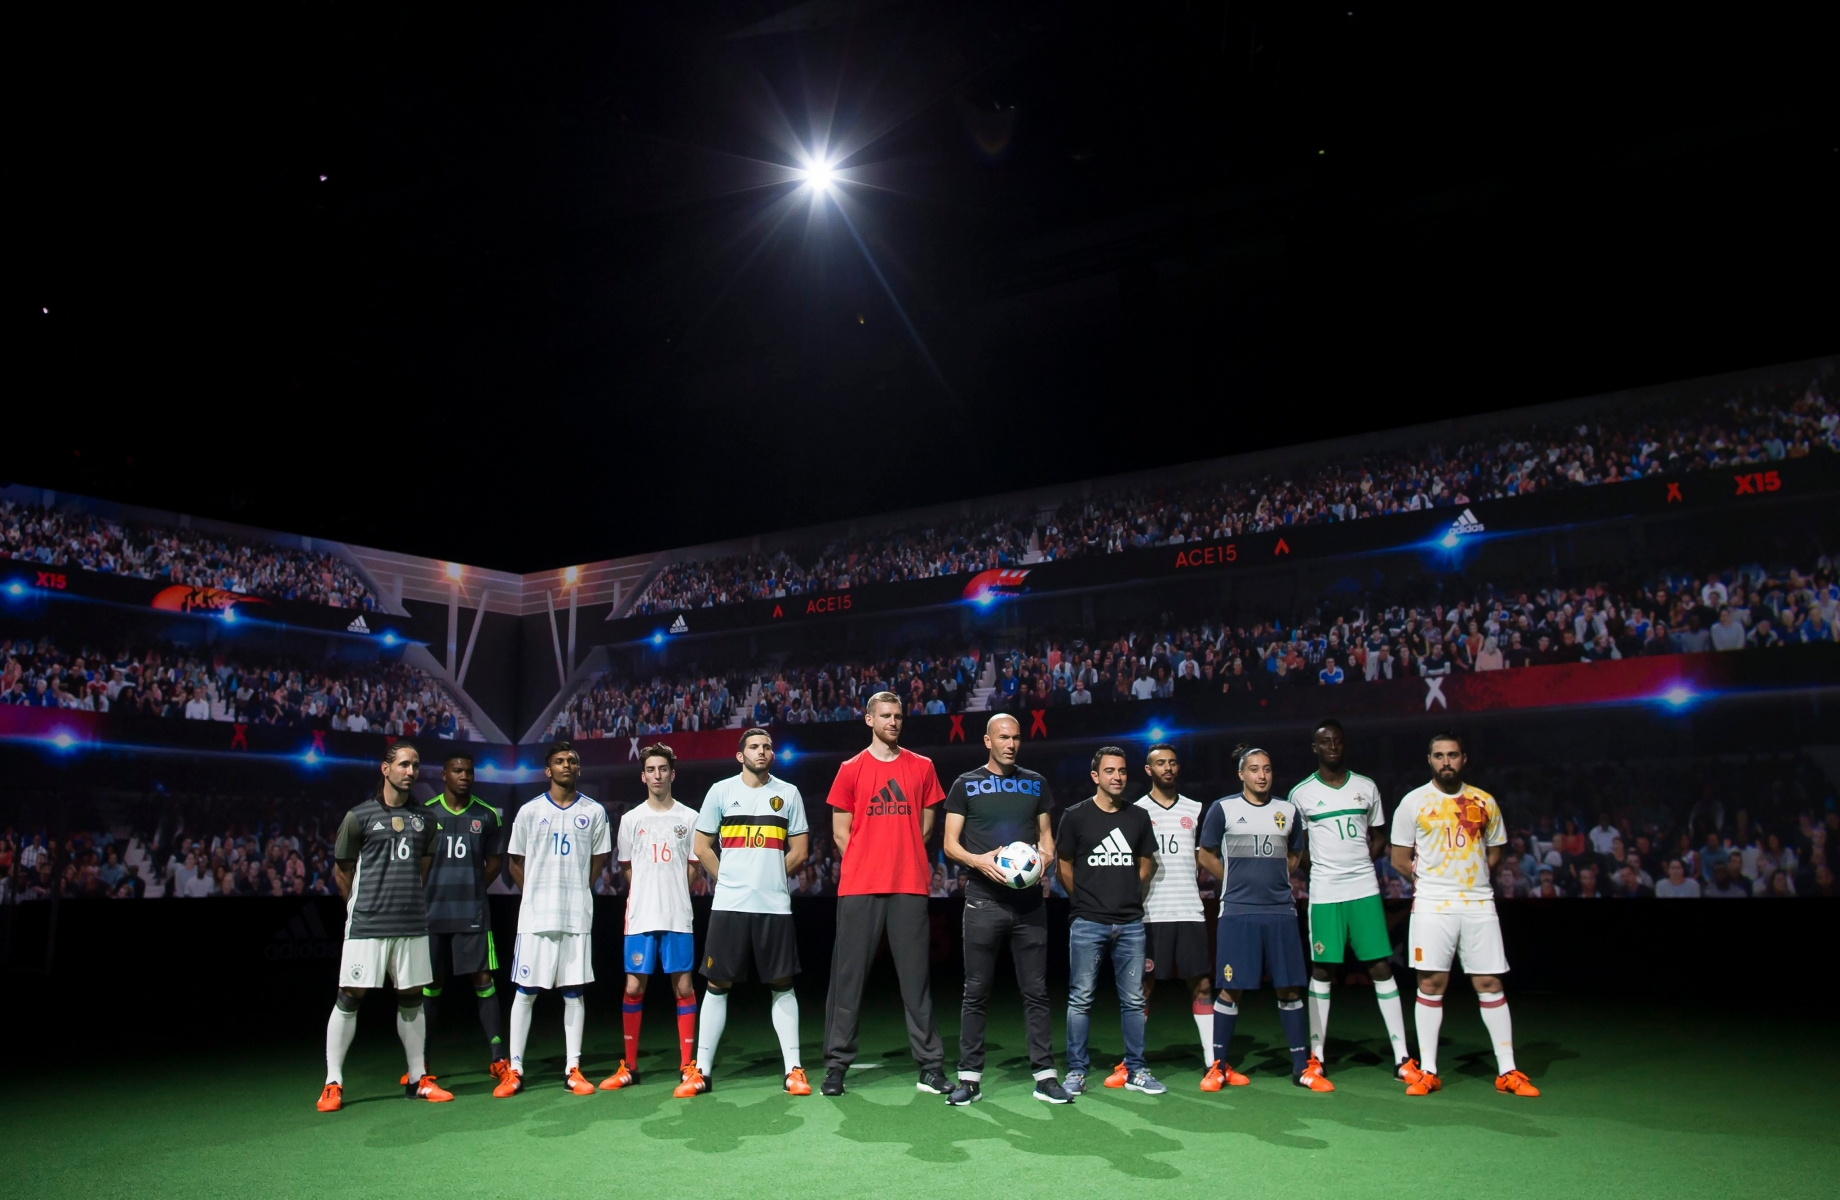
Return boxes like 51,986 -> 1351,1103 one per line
945,764 -> 1054,909
1055,798 -> 1157,925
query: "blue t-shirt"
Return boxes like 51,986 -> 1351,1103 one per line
1198,792 -> 1305,915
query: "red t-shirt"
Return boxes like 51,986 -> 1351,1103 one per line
828,746 -> 946,896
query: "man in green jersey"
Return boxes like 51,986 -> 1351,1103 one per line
421,751 -> 509,1081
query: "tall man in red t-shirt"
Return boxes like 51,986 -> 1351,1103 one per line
820,691 -> 949,1097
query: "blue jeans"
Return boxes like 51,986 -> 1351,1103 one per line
1065,917 -> 1147,1076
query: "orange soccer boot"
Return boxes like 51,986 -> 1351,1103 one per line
1405,1070 -> 1443,1096
564,1067 -> 596,1095
1103,1061 -> 1128,1088
492,1068 -> 524,1098
1395,1057 -> 1427,1087
783,1067 -> 812,1096
1295,1056 -> 1335,1092
1496,1069 -> 1541,1097
407,1074 -> 454,1102
600,1060 -> 635,1090
1199,1060 -> 1251,1091
488,1059 -> 513,1083
673,1066 -> 709,1097
316,1083 -> 343,1113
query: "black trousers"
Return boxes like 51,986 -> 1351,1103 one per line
958,897 -> 1053,1078
823,893 -> 944,1073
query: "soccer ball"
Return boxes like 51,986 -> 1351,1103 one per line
993,841 -> 1043,889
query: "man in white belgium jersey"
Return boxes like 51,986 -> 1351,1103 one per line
1289,719 -> 1411,1088
599,743 -> 701,1092
1131,742 -> 1213,1076
1388,732 -> 1539,1099
494,740 -> 612,1098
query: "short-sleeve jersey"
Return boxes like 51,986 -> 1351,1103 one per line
1134,795 -> 1205,923
827,746 -> 945,896
618,800 -> 699,935
696,774 -> 807,915
1198,793 -> 1304,916
507,792 -> 611,935
1289,772 -> 1385,904
943,765 -> 1055,909
423,793 -> 504,933
333,796 -> 437,939
1390,780 -> 1505,911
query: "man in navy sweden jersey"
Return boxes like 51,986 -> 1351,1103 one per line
1055,746 -> 1161,1096
1196,746 -> 1329,1093
420,750 -> 509,1081
941,714 -> 1070,1106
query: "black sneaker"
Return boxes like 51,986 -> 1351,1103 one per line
917,1067 -> 950,1094
1033,1078 -> 1074,1105
821,1068 -> 847,1096
945,1080 -> 983,1106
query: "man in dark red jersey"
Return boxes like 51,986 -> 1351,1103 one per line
819,691 -> 948,1096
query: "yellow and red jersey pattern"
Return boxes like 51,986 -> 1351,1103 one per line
1389,781 -> 1505,911
717,817 -> 789,851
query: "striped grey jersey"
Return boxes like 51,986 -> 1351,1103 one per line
334,796 -> 437,939
422,794 -> 504,933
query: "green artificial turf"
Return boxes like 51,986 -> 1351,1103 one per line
3,988 -> 1831,1199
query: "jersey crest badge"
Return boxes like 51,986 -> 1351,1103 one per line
672,825 -> 687,838
410,816 -> 424,832
1272,811 -> 1286,830
574,812 -> 591,830
1221,964 -> 1234,982
391,816 -> 404,832
769,796 -> 784,812
471,819 -> 482,833
1463,803 -> 1484,825
1180,816 -> 1194,829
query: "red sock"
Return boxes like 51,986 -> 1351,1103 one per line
622,998 -> 643,1067
676,998 -> 697,1066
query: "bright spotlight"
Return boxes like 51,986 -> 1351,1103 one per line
1660,685 -> 1695,709
801,160 -> 835,192
445,562 -> 464,581
1148,726 -> 1166,742
563,565 -> 580,587
51,732 -> 76,750
1440,531 -> 1461,549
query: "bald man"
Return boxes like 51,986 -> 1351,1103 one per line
941,714 -> 1069,1105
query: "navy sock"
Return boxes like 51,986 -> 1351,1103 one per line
1277,999 -> 1309,1075
1211,998 -> 1238,1066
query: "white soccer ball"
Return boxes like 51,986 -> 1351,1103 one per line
993,841 -> 1043,889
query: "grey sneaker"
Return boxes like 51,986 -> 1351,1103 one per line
917,1067 -> 950,1094
1124,1068 -> 1166,1095
945,1080 -> 983,1105
1062,1071 -> 1087,1096
1033,1078 -> 1074,1104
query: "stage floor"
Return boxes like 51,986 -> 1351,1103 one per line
4,988 -> 1830,1199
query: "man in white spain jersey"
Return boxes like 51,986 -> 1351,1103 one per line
681,728 -> 812,1098
599,743 -> 701,1092
494,740 -> 612,1098
1132,742 -> 1213,1075
1290,719 -> 1411,1088
1388,732 -> 1539,1099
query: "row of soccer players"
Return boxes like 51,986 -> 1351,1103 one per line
314,696 -> 1539,1110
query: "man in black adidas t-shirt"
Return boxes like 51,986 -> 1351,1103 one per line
1054,746 -> 1158,1096
941,713 -> 1070,1106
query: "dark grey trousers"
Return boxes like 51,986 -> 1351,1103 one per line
957,897 -> 1053,1078
823,893 -> 944,1073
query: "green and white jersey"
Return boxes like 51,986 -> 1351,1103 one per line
1290,771 -> 1384,904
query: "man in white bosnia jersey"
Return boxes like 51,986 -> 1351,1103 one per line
1290,719 -> 1411,1088
680,728 -> 812,1098
495,741 -> 612,1099
1388,732 -> 1538,1100
1132,742 -> 1214,1073
598,742 -> 702,1093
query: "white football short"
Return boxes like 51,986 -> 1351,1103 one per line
338,935 -> 433,990
510,931 -> 595,989
1408,907 -> 1509,975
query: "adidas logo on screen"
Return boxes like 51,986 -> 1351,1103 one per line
1087,829 -> 1136,866
1448,509 -> 1485,536
347,615 -> 371,634
669,614 -> 689,634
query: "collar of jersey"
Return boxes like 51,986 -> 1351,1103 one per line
1306,771 -> 1351,791
430,792 -> 482,816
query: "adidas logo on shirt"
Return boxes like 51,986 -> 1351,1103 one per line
371,820 -> 386,830
1087,829 -> 1136,866
347,615 -> 371,634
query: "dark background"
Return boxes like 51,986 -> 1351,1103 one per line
15,2 -> 1836,571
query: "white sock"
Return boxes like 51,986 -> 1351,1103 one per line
563,994 -> 585,1072
396,1003 -> 427,1082
1306,979 -> 1333,1062
1192,1006 -> 1214,1069
696,990 -> 729,1075
1374,982 -> 1409,1064
325,1005 -> 358,1085
1478,991 -> 1516,1073
509,989 -> 536,1073
1415,990 -> 1444,1076
770,988 -> 801,1074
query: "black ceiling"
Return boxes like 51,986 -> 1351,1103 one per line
17,2 -> 1836,571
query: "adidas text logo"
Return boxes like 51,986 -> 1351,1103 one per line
1087,829 -> 1136,866
1442,509 -> 1485,543
347,615 -> 372,634
669,615 -> 689,634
